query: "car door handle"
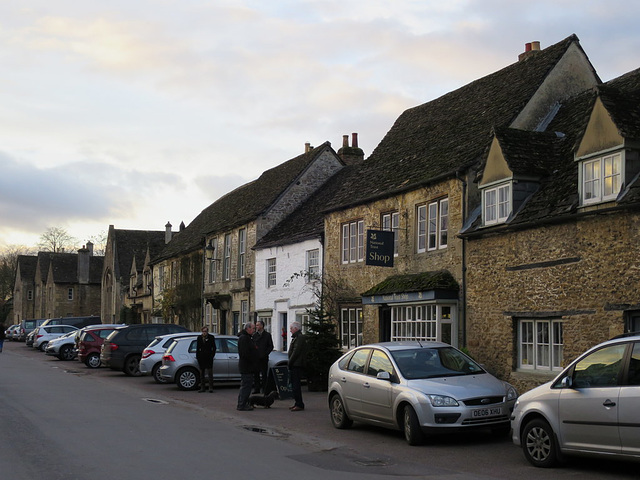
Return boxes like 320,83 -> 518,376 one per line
603,399 -> 616,407
363,383 -> 370,388
340,377 -> 347,382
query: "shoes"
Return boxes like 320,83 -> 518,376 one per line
290,406 -> 304,411
209,389 -> 214,393
237,406 -> 254,411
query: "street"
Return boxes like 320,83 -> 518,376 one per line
1,340 -> 637,479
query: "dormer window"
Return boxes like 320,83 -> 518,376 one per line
581,152 -> 622,205
483,182 -> 511,225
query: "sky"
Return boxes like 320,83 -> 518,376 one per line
1,0 -> 639,252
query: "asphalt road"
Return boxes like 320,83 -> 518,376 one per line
1,340 -> 637,479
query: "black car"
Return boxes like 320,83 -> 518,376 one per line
40,316 -> 102,330
100,324 -> 189,376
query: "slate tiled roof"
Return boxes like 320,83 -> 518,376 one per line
324,34 -> 589,212
36,252 -> 55,282
49,253 -> 103,285
155,142 -> 335,261
362,270 -> 459,296
17,255 -> 37,282
112,229 -> 166,278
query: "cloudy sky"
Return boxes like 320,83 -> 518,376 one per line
1,1 -> 638,251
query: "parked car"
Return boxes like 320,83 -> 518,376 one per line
139,332 -> 198,383
6,324 -> 20,340
25,329 -> 36,347
511,333 -> 640,468
327,341 -> 518,445
159,335 -> 289,391
33,325 -> 79,352
76,324 -> 125,368
101,324 -> 190,376
18,318 -> 47,342
45,330 -> 78,360
40,316 -> 101,330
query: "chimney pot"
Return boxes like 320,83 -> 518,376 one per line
352,133 -> 358,149
165,221 -> 173,244
342,135 -> 349,148
525,42 -> 532,52
531,41 -> 540,51
305,142 -> 311,153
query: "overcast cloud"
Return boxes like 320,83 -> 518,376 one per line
0,1 -> 638,249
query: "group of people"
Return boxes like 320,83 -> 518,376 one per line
236,320 -> 307,412
194,320 -> 307,412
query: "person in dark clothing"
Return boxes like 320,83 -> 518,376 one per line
0,324 -> 5,353
237,322 -> 258,411
288,321 -> 307,411
252,320 -> 274,394
196,326 -> 216,393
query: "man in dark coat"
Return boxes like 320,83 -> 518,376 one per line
237,322 -> 258,411
252,320 -> 274,394
196,326 -> 216,392
288,321 -> 307,411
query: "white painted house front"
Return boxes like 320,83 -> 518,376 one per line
254,238 -> 322,352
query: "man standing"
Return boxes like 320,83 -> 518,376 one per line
252,320 -> 274,394
288,321 -> 307,411
237,322 -> 258,411
196,326 -> 216,393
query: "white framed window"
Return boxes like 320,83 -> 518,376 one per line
581,152 -> 622,205
241,300 -> 249,325
68,288 -> 74,301
296,312 -> 310,333
158,266 -> 165,292
340,307 -> 363,348
267,258 -> 276,287
518,319 -> 563,371
204,303 -> 219,334
341,220 -> 364,264
306,249 -> 319,278
391,304 -> 454,343
223,234 -> 231,281
237,229 -> 246,278
418,197 -> 449,252
381,211 -> 399,256
484,183 -> 511,225
208,238 -> 218,283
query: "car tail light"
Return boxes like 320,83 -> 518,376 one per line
110,344 -> 118,351
142,349 -> 155,359
36,335 -> 43,339
163,354 -> 175,362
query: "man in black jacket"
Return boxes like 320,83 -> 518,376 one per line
196,326 -> 216,392
252,320 -> 274,394
288,321 -> 307,411
237,322 -> 258,411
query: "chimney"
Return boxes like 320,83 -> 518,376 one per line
86,241 -> 94,256
305,142 -> 313,153
337,132 -> 365,165
78,245 -> 90,284
165,221 -> 172,244
518,40 -> 541,61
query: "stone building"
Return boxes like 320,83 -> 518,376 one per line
462,66 -> 640,391
12,255 -> 37,323
153,141 -> 346,334
101,225 -> 167,324
320,35 -> 599,352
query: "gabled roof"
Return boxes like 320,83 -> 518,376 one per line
49,253 -> 103,285
598,67 -> 640,140
324,34 -> 593,212
16,255 -> 37,282
111,229 -> 165,278
36,252 -> 55,283
155,142 -> 337,261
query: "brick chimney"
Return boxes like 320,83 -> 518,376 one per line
518,41 -> 541,61
305,142 -> 313,153
165,221 -> 173,244
77,245 -> 90,284
337,132 -> 365,165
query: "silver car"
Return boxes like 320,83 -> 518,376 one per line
328,341 -> 518,445
159,335 -> 288,390
139,332 -> 198,383
44,330 -> 78,360
511,333 -> 640,468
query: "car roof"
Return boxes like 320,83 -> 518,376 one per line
172,334 -> 236,342
153,332 -> 198,341
366,341 -> 452,351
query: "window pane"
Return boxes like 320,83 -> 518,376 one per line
439,199 -> 448,247
417,205 -> 426,251
573,344 -> 626,388
428,203 -> 437,250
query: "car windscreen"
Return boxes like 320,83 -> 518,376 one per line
391,347 -> 485,379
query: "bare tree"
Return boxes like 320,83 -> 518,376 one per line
0,245 -> 34,302
37,227 -> 78,253
86,230 -> 107,256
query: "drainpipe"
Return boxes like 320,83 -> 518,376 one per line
456,169 -> 467,348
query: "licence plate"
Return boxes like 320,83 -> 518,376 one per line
472,407 -> 502,417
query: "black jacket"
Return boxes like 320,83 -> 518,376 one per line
196,333 -> 216,366
238,329 -> 259,374
288,330 -> 307,368
252,329 -> 274,360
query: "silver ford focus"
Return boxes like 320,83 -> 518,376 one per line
328,341 -> 518,445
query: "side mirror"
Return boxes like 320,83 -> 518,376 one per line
376,371 -> 392,381
561,376 -> 573,389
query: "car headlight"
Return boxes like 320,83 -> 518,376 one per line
427,394 -> 459,407
505,383 -> 518,401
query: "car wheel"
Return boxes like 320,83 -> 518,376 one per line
176,367 -> 199,391
86,353 -> 101,369
522,418 -> 559,468
123,355 -> 142,376
329,393 -> 353,429
59,345 -> 75,361
403,405 -> 425,446
39,341 -> 48,352
152,363 -> 168,384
